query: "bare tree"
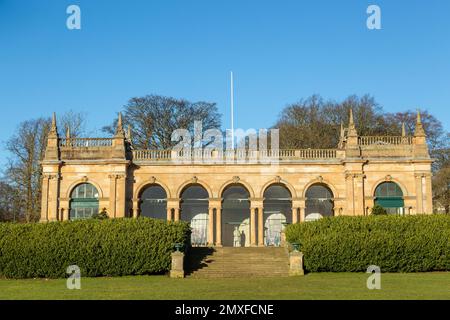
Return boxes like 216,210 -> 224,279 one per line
0,181 -> 23,222
103,95 -> 222,149
275,94 -> 388,149
59,110 -> 87,137
3,112 -> 86,222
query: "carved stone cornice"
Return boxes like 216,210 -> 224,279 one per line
414,172 -> 431,178
345,172 -> 365,180
43,173 -> 61,180
108,173 -> 126,179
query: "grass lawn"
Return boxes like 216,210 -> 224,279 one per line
0,272 -> 449,300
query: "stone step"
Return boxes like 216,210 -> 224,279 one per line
185,246 -> 290,278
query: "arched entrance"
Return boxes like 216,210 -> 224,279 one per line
222,185 -> 250,247
139,184 -> 167,219
374,182 -> 404,214
305,183 -> 334,221
263,184 -> 292,246
69,183 -> 99,220
180,185 -> 209,246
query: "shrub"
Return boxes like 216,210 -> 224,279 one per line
0,218 -> 191,279
371,204 -> 387,215
285,214 -> 450,272
91,208 -> 109,220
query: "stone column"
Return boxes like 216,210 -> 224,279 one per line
250,208 -> 257,246
208,207 -> 214,246
166,208 -> 173,221
415,173 -> 424,214
345,172 -> 356,216
209,199 -> 222,247
354,173 -> 366,216
40,174 -> 50,222
299,207 -> 306,222
132,198 -> 139,218
258,207 -> 264,247
59,198 -> 70,221
109,174 -> 118,218
216,208 -> 222,247
115,174 -> 127,218
174,208 -> 180,222
424,173 -> 433,213
48,173 -> 60,222
167,198 -> 180,222
291,207 -> 298,224
292,198 -> 305,223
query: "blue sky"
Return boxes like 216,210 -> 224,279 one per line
0,0 -> 449,155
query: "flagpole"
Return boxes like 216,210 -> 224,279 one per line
230,71 -> 234,149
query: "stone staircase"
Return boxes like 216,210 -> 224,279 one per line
185,247 -> 290,278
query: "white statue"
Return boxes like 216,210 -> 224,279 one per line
233,226 -> 241,247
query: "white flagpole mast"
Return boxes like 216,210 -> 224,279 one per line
230,71 -> 234,149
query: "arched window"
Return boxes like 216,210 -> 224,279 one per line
305,184 -> 334,220
70,183 -> 99,220
374,182 -> 404,214
181,185 -> 209,246
222,185 -> 250,247
263,184 -> 292,246
140,185 -> 167,219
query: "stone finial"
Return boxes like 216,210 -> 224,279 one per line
126,125 -> 132,141
49,112 -> 58,137
347,108 -> 358,137
401,122 -> 406,137
414,109 -> 426,137
44,113 -> 60,160
115,112 -> 125,138
66,125 -> 71,139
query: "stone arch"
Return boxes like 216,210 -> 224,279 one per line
66,179 -> 104,199
371,177 -> 408,197
218,179 -> 255,199
259,178 -> 297,199
301,178 -> 338,199
176,178 -> 213,199
135,179 -> 172,199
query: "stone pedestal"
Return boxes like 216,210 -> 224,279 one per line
280,231 -> 286,248
170,251 -> 185,278
289,251 -> 305,276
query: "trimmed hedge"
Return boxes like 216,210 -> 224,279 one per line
285,215 -> 450,272
0,218 -> 191,279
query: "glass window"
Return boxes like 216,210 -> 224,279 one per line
374,182 -> 404,214
70,183 -> 99,220
305,184 -> 334,218
140,185 -> 167,219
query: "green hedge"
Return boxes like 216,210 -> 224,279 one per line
285,215 -> 450,272
0,218 -> 191,279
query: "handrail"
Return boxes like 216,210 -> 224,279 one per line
132,148 -> 338,161
358,136 -> 413,145
59,138 -> 113,148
